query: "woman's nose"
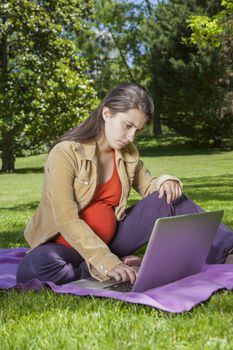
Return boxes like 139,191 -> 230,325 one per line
127,133 -> 134,142
127,130 -> 135,142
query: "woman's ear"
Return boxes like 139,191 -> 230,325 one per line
102,106 -> 111,121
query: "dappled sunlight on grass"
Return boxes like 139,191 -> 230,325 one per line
184,175 -> 233,202
1,143 -> 233,349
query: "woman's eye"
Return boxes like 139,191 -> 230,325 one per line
125,123 -> 131,129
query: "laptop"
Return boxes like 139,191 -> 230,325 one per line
67,210 -> 224,293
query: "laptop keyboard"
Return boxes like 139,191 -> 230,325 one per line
105,281 -> 133,293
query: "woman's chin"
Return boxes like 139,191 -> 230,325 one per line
109,140 -> 128,150
116,141 -> 127,149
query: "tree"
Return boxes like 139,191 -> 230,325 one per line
135,0 -> 233,146
185,0 -> 233,147
75,0 -> 164,135
71,0 -> 233,145
0,0 -> 97,172
76,0 -> 143,99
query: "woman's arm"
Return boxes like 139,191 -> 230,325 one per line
132,159 -> 183,200
46,142 -> 122,281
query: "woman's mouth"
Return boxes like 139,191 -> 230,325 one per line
118,141 -> 127,147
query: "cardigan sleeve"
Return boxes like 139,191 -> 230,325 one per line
132,159 -> 183,198
46,143 -> 122,281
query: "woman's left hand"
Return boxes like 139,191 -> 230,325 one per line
158,180 -> 182,204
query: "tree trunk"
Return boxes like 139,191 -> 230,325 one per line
1,131 -> 16,173
0,17 -> 15,172
153,110 -> 162,136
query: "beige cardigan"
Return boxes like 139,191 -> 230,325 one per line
24,141 -> 182,281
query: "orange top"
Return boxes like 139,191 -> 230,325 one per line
53,150 -> 122,247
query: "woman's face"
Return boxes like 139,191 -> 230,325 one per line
102,107 -> 148,150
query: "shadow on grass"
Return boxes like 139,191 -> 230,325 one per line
127,174 -> 233,207
183,174 -> 233,203
0,201 -> 39,211
14,167 -> 44,174
0,229 -> 26,248
189,289 -> 233,315
0,167 -> 44,175
138,145 -> 230,158
136,134 -> 233,157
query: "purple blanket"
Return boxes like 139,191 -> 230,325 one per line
1,247 -> 233,313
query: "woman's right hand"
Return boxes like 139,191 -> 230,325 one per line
107,263 -> 137,285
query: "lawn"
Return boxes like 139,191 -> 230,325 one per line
1,140 -> 233,350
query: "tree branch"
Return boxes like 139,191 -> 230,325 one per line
144,0 -> 153,16
109,31 -> 136,82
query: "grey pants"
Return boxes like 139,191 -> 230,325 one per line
16,193 -> 233,285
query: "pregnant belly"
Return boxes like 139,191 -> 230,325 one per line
80,203 -> 117,244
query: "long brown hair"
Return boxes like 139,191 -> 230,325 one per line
50,82 -> 154,150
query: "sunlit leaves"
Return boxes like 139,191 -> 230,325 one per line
0,0 -> 97,158
186,0 -> 233,48
186,16 -> 224,47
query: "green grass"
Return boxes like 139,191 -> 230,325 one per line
1,142 -> 233,350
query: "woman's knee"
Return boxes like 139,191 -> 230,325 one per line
16,251 -> 36,283
142,191 -> 174,215
16,244 -> 66,283
142,192 -> 198,218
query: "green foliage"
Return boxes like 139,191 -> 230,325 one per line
82,0 -> 232,147
186,0 -> 233,48
186,15 -> 224,47
0,0 -> 97,162
135,0 -> 233,147
76,0 -> 142,98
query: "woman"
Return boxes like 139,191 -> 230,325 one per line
17,83 -> 233,285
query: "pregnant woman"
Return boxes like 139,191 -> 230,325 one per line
16,83 -> 233,285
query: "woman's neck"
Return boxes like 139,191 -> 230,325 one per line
96,134 -> 112,155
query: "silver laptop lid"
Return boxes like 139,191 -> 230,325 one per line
133,210 -> 224,292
